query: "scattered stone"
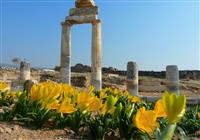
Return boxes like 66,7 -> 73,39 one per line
71,76 -> 89,87
64,127 -> 75,136
0,127 -> 4,133
11,125 -> 19,131
5,127 -> 12,134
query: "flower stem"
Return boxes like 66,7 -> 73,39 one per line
159,124 -> 176,140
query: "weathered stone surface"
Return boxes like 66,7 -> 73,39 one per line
60,23 -> 71,85
139,80 -> 161,86
69,6 -> 98,16
91,22 -> 102,90
60,0 -> 102,89
166,65 -> 179,95
66,15 -> 97,24
139,85 -> 166,92
19,61 -> 31,83
71,76 -> 89,87
75,0 -> 95,8
127,62 -> 138,96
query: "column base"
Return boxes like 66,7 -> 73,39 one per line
60,67 -> 71,85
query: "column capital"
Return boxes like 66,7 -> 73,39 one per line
92,19 -> 101,25
61,21 -> 73,27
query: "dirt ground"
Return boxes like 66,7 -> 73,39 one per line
0,122 -> 85,140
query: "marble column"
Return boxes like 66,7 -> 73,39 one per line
20,61 -> 31,83
127,61 -> 138,96
166,65 -> 179,95
91,21 -> 102,90
60,22 -> 71,85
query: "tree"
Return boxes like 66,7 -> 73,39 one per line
12,57 -> 21,65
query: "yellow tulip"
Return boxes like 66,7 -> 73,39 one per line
30,84 -> 39,101
100,95 -> 118,115
101,103 -> 116,115
198,113 -> 200,119
99,91 -> 107,99
47,85 -> 61,100
128,95 -> 142,103
0,82 -> 9,91
101,104 -> 107,115
87,97 -> 102,112
46,100 -> 60,110
58,101 -> 77,114
162,92 -> 186,124
77,92 -> 95,111
134,107 -> 158,133
154,99 -> 167,118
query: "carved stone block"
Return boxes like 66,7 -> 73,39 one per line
66,14 -> 97,24
69,6 -> 98,16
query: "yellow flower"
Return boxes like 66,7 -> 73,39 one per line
46,100 -> 60,110
128,95 -> 142,103
197,113 -> 200,119
58,101 -> 77,114
0,82 -> 9,91
162,92 -> 186,124
77,92 -> 95,111
100,95 -> 118,115
101,104 -> 107,115
134,107 -> 158,133
87,97 -> 102,112
30,84 -> 39,101
154,99 -> 167,118
101,103 -> 115,115
99,91 -> 107,99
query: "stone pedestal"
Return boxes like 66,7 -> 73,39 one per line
91,21 -> 102,90
60,22 -> 71,85
20,61 -> 31,83
127,62 -> 138,96
166,65 -> 179,95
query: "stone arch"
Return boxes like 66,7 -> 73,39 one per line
60,1 -> 102,90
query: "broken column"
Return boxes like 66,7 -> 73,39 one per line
127,61 -> 138,96
60,22 -> 71,85
166,65 -> 179,95
20,61 -> 30,83
91,21 -> 102,90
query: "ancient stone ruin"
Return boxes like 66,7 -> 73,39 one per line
60,0 -> 102,90
19,61 -> 31,83
127,62 -> 138,96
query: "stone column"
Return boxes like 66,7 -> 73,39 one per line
91,21 -> 102,90
126,62 -> 138,96
166,65 -> 179,95
20,61 -> 31,83
60,21 -> 71,85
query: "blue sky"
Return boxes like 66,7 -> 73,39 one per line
0,0 -> 199,70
